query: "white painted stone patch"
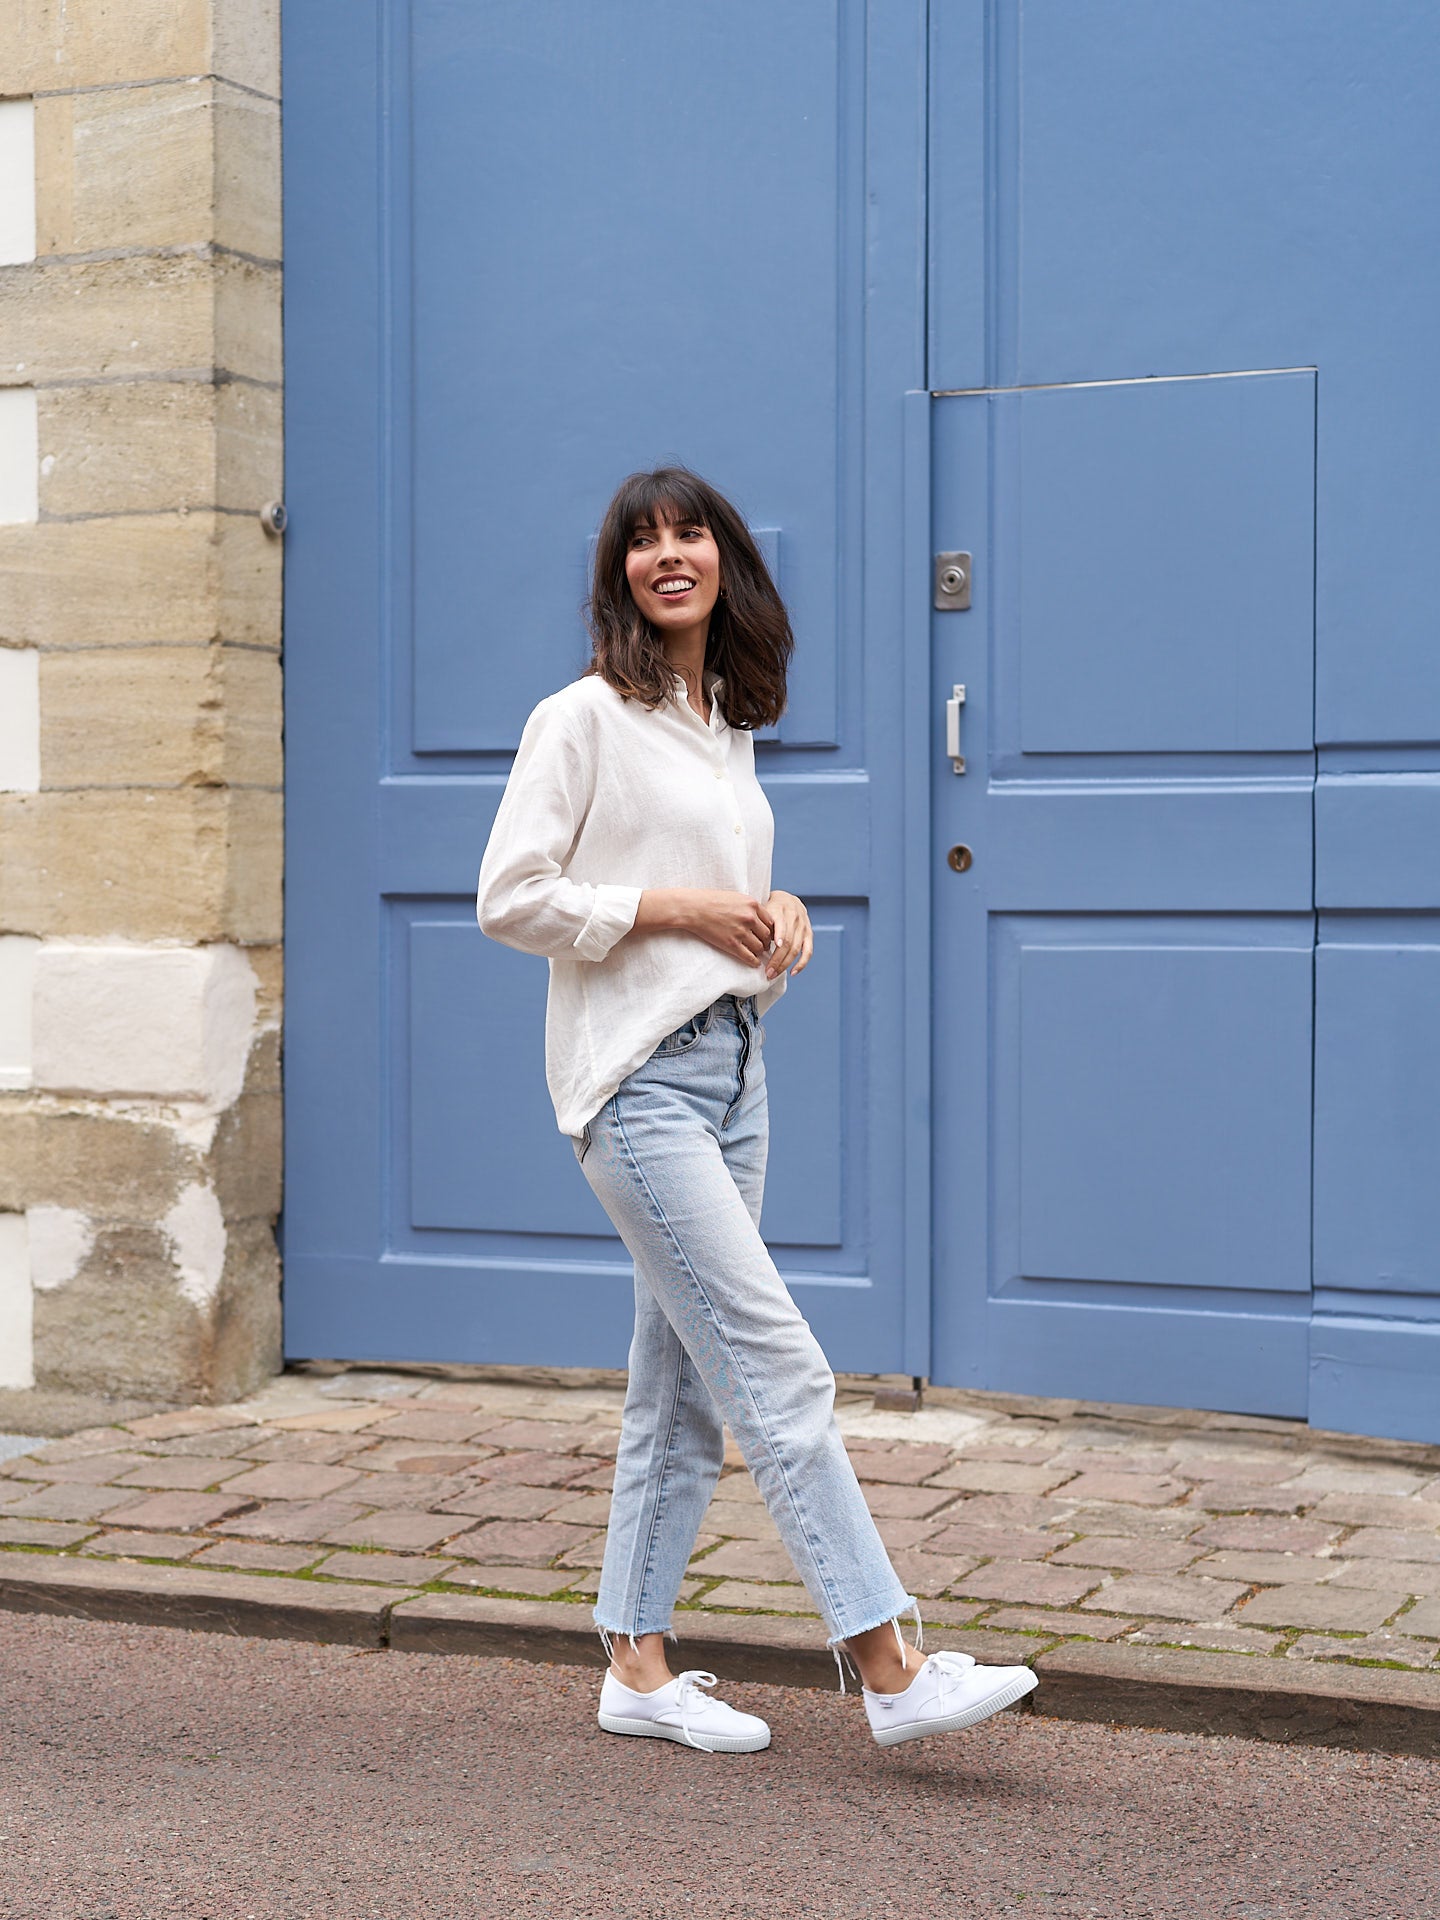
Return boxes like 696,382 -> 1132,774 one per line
0,935 -> 39,1088
0,387 -> 39,524
162,1182 -> 227,1308
0,97 -> 36,266
27,1206 -> 95,1293
0,648 -> 41,792
31,943 -> 259,1104
0,1213 -> 34,1391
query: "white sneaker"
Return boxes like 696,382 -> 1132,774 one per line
598,1668 -> 771,1754
864,1649 -> 1038,1746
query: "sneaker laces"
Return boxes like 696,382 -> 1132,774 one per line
673,1670 -> 722,1752
925,1649 -> 977,1714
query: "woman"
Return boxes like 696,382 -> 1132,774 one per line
477,466 -> 1037,1753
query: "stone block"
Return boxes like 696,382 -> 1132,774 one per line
36,82 -> 279,261
541,1491 -> 612,1528
1342,1526 -> 1440,1563
1190,1482 -> 1312,1515
1289,1632 -> 1439,1669
0,1108 -> 194,1219
0,1554 -> 396,1647
1280,1465 -> 1431,1499
0,255 -> 277,385
858,1482 -> 961,1519
920,1520 -> 1064,1561
1061,1471 -> 1189,1508
1194,1550 -> 1344,1586
5,2 -> 212,93
312,1552 -> 456,1587
0,1518 -> 94,1547
927,1461 -> 1076,1495
1330,1559 -> 1440,1597
440,1518 -> 601,1565
701,1581 -> 817,1615
690,1538 -> 796,1583
1049,1538 -> 1205,1575
97,1488 -> 254,1531
124,1405 -> 253,1441
107,1455 -> 252,1491
219,1461 -> 362,1503
1129,1623 -> 1282,1655
1310,1492 -> 1440,1529
930,1492 -> 1074,1530
0,514 -> 278,651
433,1483 -> 561,1523
367,1408 -> 495,1445
1,1483 -> 128,1521
79,1529 -> 203,1559
844,1443 -> 952,1484
0,790 -> 282,943
468,1450 -> 594,1489
887,1549 -> 983,1598
213,0 -> 281,96
215,1498 -> 370,1543
321,1511 -> 470,1555
475,1417 -> 588,1453
38,383 -> 281,518
1081,1574 -> 1249,1622
442,1564 -> 587,1597
983,1607 -> 1136,1641
1401,1597 -> 1440,1638
5,1448 -> 152,1484
696,1497 -> 781,1541
31,943 -> 258,1102
1239,1585 -> 1408,1633
954,1561 -> 1102,1608
1190,1515 -> 1342,1553
188,1540 -> 321,1574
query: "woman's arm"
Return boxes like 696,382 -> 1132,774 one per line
476,703 -> 641,961
633,888 -> 776,966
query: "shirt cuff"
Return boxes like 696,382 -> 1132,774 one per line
573,883 -> 643,962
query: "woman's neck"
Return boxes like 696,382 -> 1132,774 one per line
665,633 -> 710,721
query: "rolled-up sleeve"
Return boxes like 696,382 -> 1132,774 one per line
476,700 -> 642,962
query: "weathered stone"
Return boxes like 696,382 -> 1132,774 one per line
1129,1622 -> 1283,1655
443,1563 -> 589,1597
886,1550 -> 982,1598
1310,1492 -> 1440,1529
0,1518 -> 96,1547
0,1106 -> 195,1216
312,1552 -> 456,1587
857,1482 -> 962,1519
219,1461 -> 362,1502
321,1511 -> 470,1554
1330,1559 -> 1440,1597
1190,1482 -> 1315,1515
1343,1527 -> 1440,1563
4,1 -> 278,96
1081,1574 -> 1249,1622
700,1580 -> 816,1615
0,254 -> 278,386
441,1518 -> 602,1565
954,1561 -> 1103,1608
1190,1515 -> 1343,1553
1401,1596 -> 1440,1638
1239,1584 -> 1408,1633
1059,1472 -> 1189,1508
107,1455 -> 253,1491
925,1461 -> 1075,1495
1049,1538 -> 1205,1575
0,1553 -> 395,1646
0,790 -> 282,943
188,1539 -> 321,1574
1035,1640 -> 1440,1756
1193,1550 -> 1345,1586
79,1529 -> 204,1559
983,1607 -> 1137,1642
1289,1632 -> 1439,1669
1,1483 -> 131,1521
35,82 -> 279,261
213,1498 -> 370,1543
0,513 -> 280,650
96,1488 -> 254,1531
434,1482 -> 568,1523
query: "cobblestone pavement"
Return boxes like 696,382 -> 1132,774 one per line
3,1610 -> 1438,1920
3,1367 -> 1440,1677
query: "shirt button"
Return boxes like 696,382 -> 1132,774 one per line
733,823 -> 743,835
714,768 -> 724,780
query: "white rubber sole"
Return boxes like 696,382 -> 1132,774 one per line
597,1711 -> 771,1754
870,1667 -> 1039,1746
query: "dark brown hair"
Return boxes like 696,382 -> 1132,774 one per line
586,466 -> 793,730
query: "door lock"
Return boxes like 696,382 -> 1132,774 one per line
934,551 -> 972,610
945,683 -> 967,774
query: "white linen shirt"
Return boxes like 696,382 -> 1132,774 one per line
476,670 -> 786,1136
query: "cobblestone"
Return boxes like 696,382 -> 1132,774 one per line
3,1369 -> 1439,1691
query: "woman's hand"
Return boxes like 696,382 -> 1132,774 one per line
763,890 -> 813,979
634,888 -> 776,966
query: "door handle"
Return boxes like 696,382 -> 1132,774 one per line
945,683 -> 967,774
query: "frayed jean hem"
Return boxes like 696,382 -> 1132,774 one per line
825,1590 -> 922,1648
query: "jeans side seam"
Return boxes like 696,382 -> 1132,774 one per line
608,1088 -> 849,1633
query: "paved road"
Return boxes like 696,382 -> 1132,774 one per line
2,1613 -> 1436,1920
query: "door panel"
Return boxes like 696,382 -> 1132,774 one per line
929,379 -> 1316,1412
283,0 -> 929,1371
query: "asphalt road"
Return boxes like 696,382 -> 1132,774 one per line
1,1612 -> 1436,1920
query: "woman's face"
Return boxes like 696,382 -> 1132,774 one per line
623,513 -> 722,638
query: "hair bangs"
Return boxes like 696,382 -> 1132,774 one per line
612,468 -> 715,541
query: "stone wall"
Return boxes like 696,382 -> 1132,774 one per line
0,2 -> 283,1408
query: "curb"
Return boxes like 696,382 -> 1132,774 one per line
3,1553 -> 1439,1757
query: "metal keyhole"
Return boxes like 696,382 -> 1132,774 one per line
947,844 -> 973,873
939,565 -> 966,596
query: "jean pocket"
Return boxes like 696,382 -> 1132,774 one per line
655,1004 -> 713,1056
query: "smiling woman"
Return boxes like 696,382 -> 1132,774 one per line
475,464 -> 1038,1755
587,466 -> 793,730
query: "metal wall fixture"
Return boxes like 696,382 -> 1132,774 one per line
934,550 -> 972,610
945,683 -> 967,773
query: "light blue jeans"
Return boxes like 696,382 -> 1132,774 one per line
573,992 -> 915,1646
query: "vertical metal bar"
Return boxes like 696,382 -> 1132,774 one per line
901,389 -> 934,1379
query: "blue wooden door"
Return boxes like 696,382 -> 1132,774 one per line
925,2 -> 1440,1440
282,3 -> 932,1372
